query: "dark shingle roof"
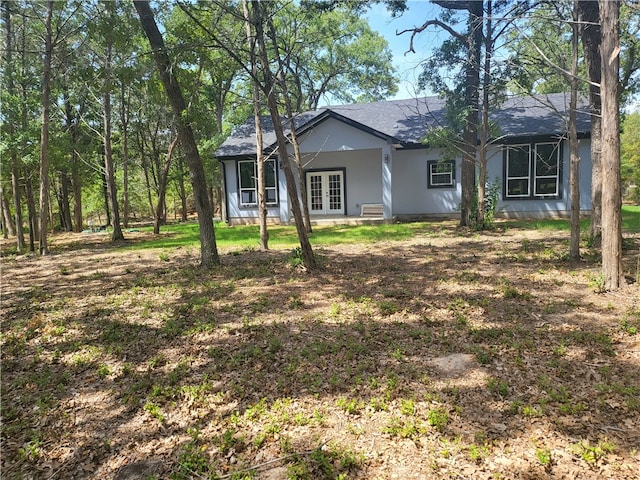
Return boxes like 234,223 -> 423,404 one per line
215,93 -> 591,158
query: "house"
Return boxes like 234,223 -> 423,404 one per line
215,93 -> 592,225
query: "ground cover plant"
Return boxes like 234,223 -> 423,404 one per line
1,214 -> 639,479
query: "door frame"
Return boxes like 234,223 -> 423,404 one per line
304,167 -> 347,216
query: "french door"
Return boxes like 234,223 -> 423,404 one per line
306,170 -> 344,215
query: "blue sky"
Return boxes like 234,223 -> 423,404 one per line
365,0 -> 447,100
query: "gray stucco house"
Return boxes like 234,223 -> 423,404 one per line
215,93 -> 592,225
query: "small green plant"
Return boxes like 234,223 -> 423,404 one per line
536,447 -> 553,469
143,402 -> 164,422
336,396 -> 364,415
620,308 -> 639,335
399,398 -> 416,416
369,396 -> 388,412
487,377 -> 509,398
171,428 -> 211,479
571,438 -> 615,464
588,273 -> 606,293
289,247 -> 304,268
427,407 -> 449,432
158,252 -> 170,262
383,416 -> 425,439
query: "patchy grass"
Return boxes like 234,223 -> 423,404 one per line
1,222 -> 639,479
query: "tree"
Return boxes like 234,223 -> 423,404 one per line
1,1 -> 26,250
568,0 -> 581,259
600,0 -> 624,290
100,2 -> 125,242
38,0 -> 54,255
250,0 -> 316,269
242,0 -> 269,250
578,0 -> 602,245
621,112 -> 640,202
134,0 -> 220,267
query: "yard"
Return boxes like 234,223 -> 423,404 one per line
1,213 -> 639,479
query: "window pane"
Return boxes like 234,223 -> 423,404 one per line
239,162 -> 255,189
535,144 -> 558,176
507,178 -> 529,197
535,178 -> 558,195
507,146 -> 530,177
432,173 -> 452,185
266,188 -> 277,203
241,190 -> 256,204
265,160 -> 276,188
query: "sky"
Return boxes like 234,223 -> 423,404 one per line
365,0 -> 447,100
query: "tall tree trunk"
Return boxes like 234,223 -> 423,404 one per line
477,0 -> 492,229
243,0 -> 269,250
460,1 -> 482,227
25,168 -> 37,252
100,168 -> 111,226
59,172 -> 73,231
1,186 -> 16,237
599,0 -> 624,290
71,140 -> 83,233
4,3 -> 25,250
569,0 -> 581,260
578,0 -> 602,246
103,40 -> 125,242
154,135 -> 179,234
251,0 -> 315,269
134,0 -> 219,267
120,83 -> 131,228
38,0 -> 53,255
178,157 -> 188,222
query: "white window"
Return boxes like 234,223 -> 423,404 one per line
504,142 -> 561,199
238,159 -> 278,207
533,143 -> 560,197
427,160 -> 455,188
505,145 -> 531,198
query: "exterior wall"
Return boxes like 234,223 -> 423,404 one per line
295,119 -> 388,153
487,138 -> 592,218
221,119 -> 592,224
221,159 -> 282,225
391,148 -> 462,215
299,149 -> 383,217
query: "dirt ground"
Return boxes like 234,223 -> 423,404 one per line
1,223 -> 639,480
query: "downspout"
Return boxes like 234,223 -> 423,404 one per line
382,143 -> 393,222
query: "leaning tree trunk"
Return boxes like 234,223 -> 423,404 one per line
599,0 -> 624,290
252,0 -> 316,269
38,0 -> 53,255
135,0 -> 219,267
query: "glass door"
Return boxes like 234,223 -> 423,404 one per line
306,171 -> 344,215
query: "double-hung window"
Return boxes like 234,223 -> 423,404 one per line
427,160 -> 456,188
504,142 -> 561,199
238,159 -> 278,207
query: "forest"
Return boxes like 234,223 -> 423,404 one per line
2,1 -> 640,479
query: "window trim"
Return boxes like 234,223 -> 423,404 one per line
427,160 -> 456,188
503,141 -> 563,200
237,159 -> 279,208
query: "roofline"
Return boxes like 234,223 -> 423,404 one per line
259,109 -> 404,155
